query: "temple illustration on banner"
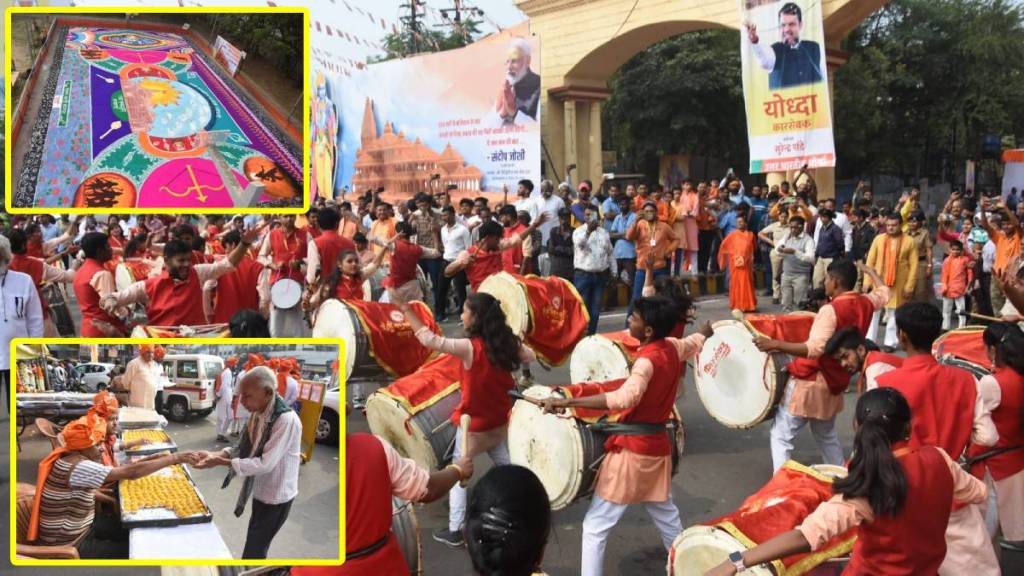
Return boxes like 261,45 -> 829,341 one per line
352,98 -> 483,196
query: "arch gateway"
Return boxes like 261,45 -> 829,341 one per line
516,0 -> 890,197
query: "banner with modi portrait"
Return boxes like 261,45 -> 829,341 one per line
739,0 -> 835,173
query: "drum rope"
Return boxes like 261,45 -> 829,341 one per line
761,355 -> 771,392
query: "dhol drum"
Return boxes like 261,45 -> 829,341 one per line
477,272 -> 531,336
694,319 -> 793,429
130,324 -> 230,338
508,385 -> 684,510
376,266 -> 429,304
392,497 -> 422,575
932,326 -> 992,379
668,463 -> 852,576
41,282 -> 76,336
365,354 -> 464,470
569,331 -> 639,384
271,278 -> 303,310
311,299 -> 382,380
115,261 -> 150,326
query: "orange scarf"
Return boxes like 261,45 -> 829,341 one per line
28,418 -> 104,541
881,235 -> 904,287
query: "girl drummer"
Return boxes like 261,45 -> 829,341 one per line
705,387 -> 988,576
307,246 -> 389,309
388,288 -> 535,549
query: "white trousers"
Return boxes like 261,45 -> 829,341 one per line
581,493 -> 682,576
939,503 -> 1000,576
448,437 -> 510,532
769,383 -> 844,472
942,296 -> 967,330
270,306 -> 309,338
215,395 -> 233,437
869,308 -> 900,347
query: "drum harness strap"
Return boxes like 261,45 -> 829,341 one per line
960,444 -> 1024,471
506,389 -> 668,435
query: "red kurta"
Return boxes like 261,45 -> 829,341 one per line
607,339 -> 682,457
9,254 -> 49,317
144,269 -> 208,326
382,239 -> 423,289
451,337 -> 515,432
465,247 -> 503,291
268,227 -> 309,285
875,355 -> 976,457
313,230 -> 355,282
718,230 -> 757,312
212,256 -> 264,324
969,367 -> 1024,480
337,433 -> 410,575
501,223 -> 527,273
846,444 -> 954,576
73,258 -> 126,337
335,275 -> 366,301
788,292 -> 875,394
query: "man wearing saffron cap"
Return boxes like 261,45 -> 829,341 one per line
123,345 -> 162,410
87,390 -> 149,467
216,357 -> 238,443
28,417 -> 201,557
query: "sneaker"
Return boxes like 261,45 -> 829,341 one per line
432,528 -> 464,548
1000,539 -> 1024,552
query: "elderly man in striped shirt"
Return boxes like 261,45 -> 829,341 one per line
194,366 -> 303,559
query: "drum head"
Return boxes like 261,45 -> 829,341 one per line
392,497 -> 421,575
478,272 -> 529,336
361,279 -> 372,302
312,299 -> 359,378
569,335 -> 631,384
115,264 -> 134,292
271,278 -> 302,309
366,392 -> 441,470
507,386 -> 587,510
670,526 -> 773,576
130,326 -> 148,338
695,320 -> 779,429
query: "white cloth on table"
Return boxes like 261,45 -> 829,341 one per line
130,521 -> 232,559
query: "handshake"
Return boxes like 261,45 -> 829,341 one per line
172,450 -> 231,469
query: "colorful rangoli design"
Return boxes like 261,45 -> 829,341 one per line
28,27 -> 302,209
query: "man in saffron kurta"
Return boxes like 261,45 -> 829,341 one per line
863,213 -> 918,347
979,197 -> 1020,313
756,260 -> 890,471
102,229 -> 258,328
875,302 -> 1000,576
539,297 -> 711,576
718,214 -> 757,312
124,345 -> 162,410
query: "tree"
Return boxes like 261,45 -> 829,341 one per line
371,18 -> 483,63
204,14 -> 305,86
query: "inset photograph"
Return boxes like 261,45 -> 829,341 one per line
5,7 -> 307,212
11,340 -> 341,564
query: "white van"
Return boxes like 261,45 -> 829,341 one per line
160,354 -> 224,422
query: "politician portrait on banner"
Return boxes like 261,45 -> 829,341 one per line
740,0 -> 835,173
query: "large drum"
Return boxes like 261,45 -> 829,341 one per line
271,278 -> 303,310
569,331 -> 639,384
508,385 -> 684,510
694,319 -> 793,429
311,299 -> 377,380
130,324 -> 230,338
479,272 -> 589,366
668,463 -> 853,576
392,497 -> 422,575
365,354 -> 464,470
932,326 -> 991,378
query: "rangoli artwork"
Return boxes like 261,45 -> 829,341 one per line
19,27 -> 303,209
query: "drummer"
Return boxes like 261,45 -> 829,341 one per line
259,214 -> 310,337
310,248 -> 389,309
378,222 -> 441,303
875,302 -> 1000,574
73,232 -> 128,337
6,228 -> 77,337
306,207 -> 356,287
755,259 -> 891,472
389,288 -> 536,548
210,230 -> 266,324
539,296 -> 713,576
823,326 -> 902,391
704,388 -> 988,576
444,215 -> 547,292
101,228 -> 259,328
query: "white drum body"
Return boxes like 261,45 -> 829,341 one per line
271,278 -> 302,309
569,334 -> 632,384
694,320 -> 790,429
365,385 -> 462,471
311,299 -> 377,380
392,497 -> 422,575
669,526 -> 775,576
508,385 -> 684,510
478,272 -> 530,336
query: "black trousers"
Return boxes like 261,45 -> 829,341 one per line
242,498 -> 294,559
1,369 -> 8,417
78,508 -> 129,558
697,230 -> 717,273
439,260 -> 468,317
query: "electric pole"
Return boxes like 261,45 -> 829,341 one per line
399,0 -> 422,56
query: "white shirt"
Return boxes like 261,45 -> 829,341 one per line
982,241 -> 996,273
514,197 -> 539,223
219,368 -> 234,402
534,194 -> 566,246
571,225 -> 613,273
229,404 -> 302,504
440,222 -> 471,261
0,269 -> 44,370
283,376 -> 299,407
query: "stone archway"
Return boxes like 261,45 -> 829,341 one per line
517,0 -> 890,197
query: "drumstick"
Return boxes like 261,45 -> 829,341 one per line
958,311 -> 1004,322
459,414 -> 471,488
730,309 -> 766,338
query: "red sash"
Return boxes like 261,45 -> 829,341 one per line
521,275 -> 589,366
379,354 -> 463,416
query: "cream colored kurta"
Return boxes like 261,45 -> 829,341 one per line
864,233 -> 919,309
124,356 -> 162,410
